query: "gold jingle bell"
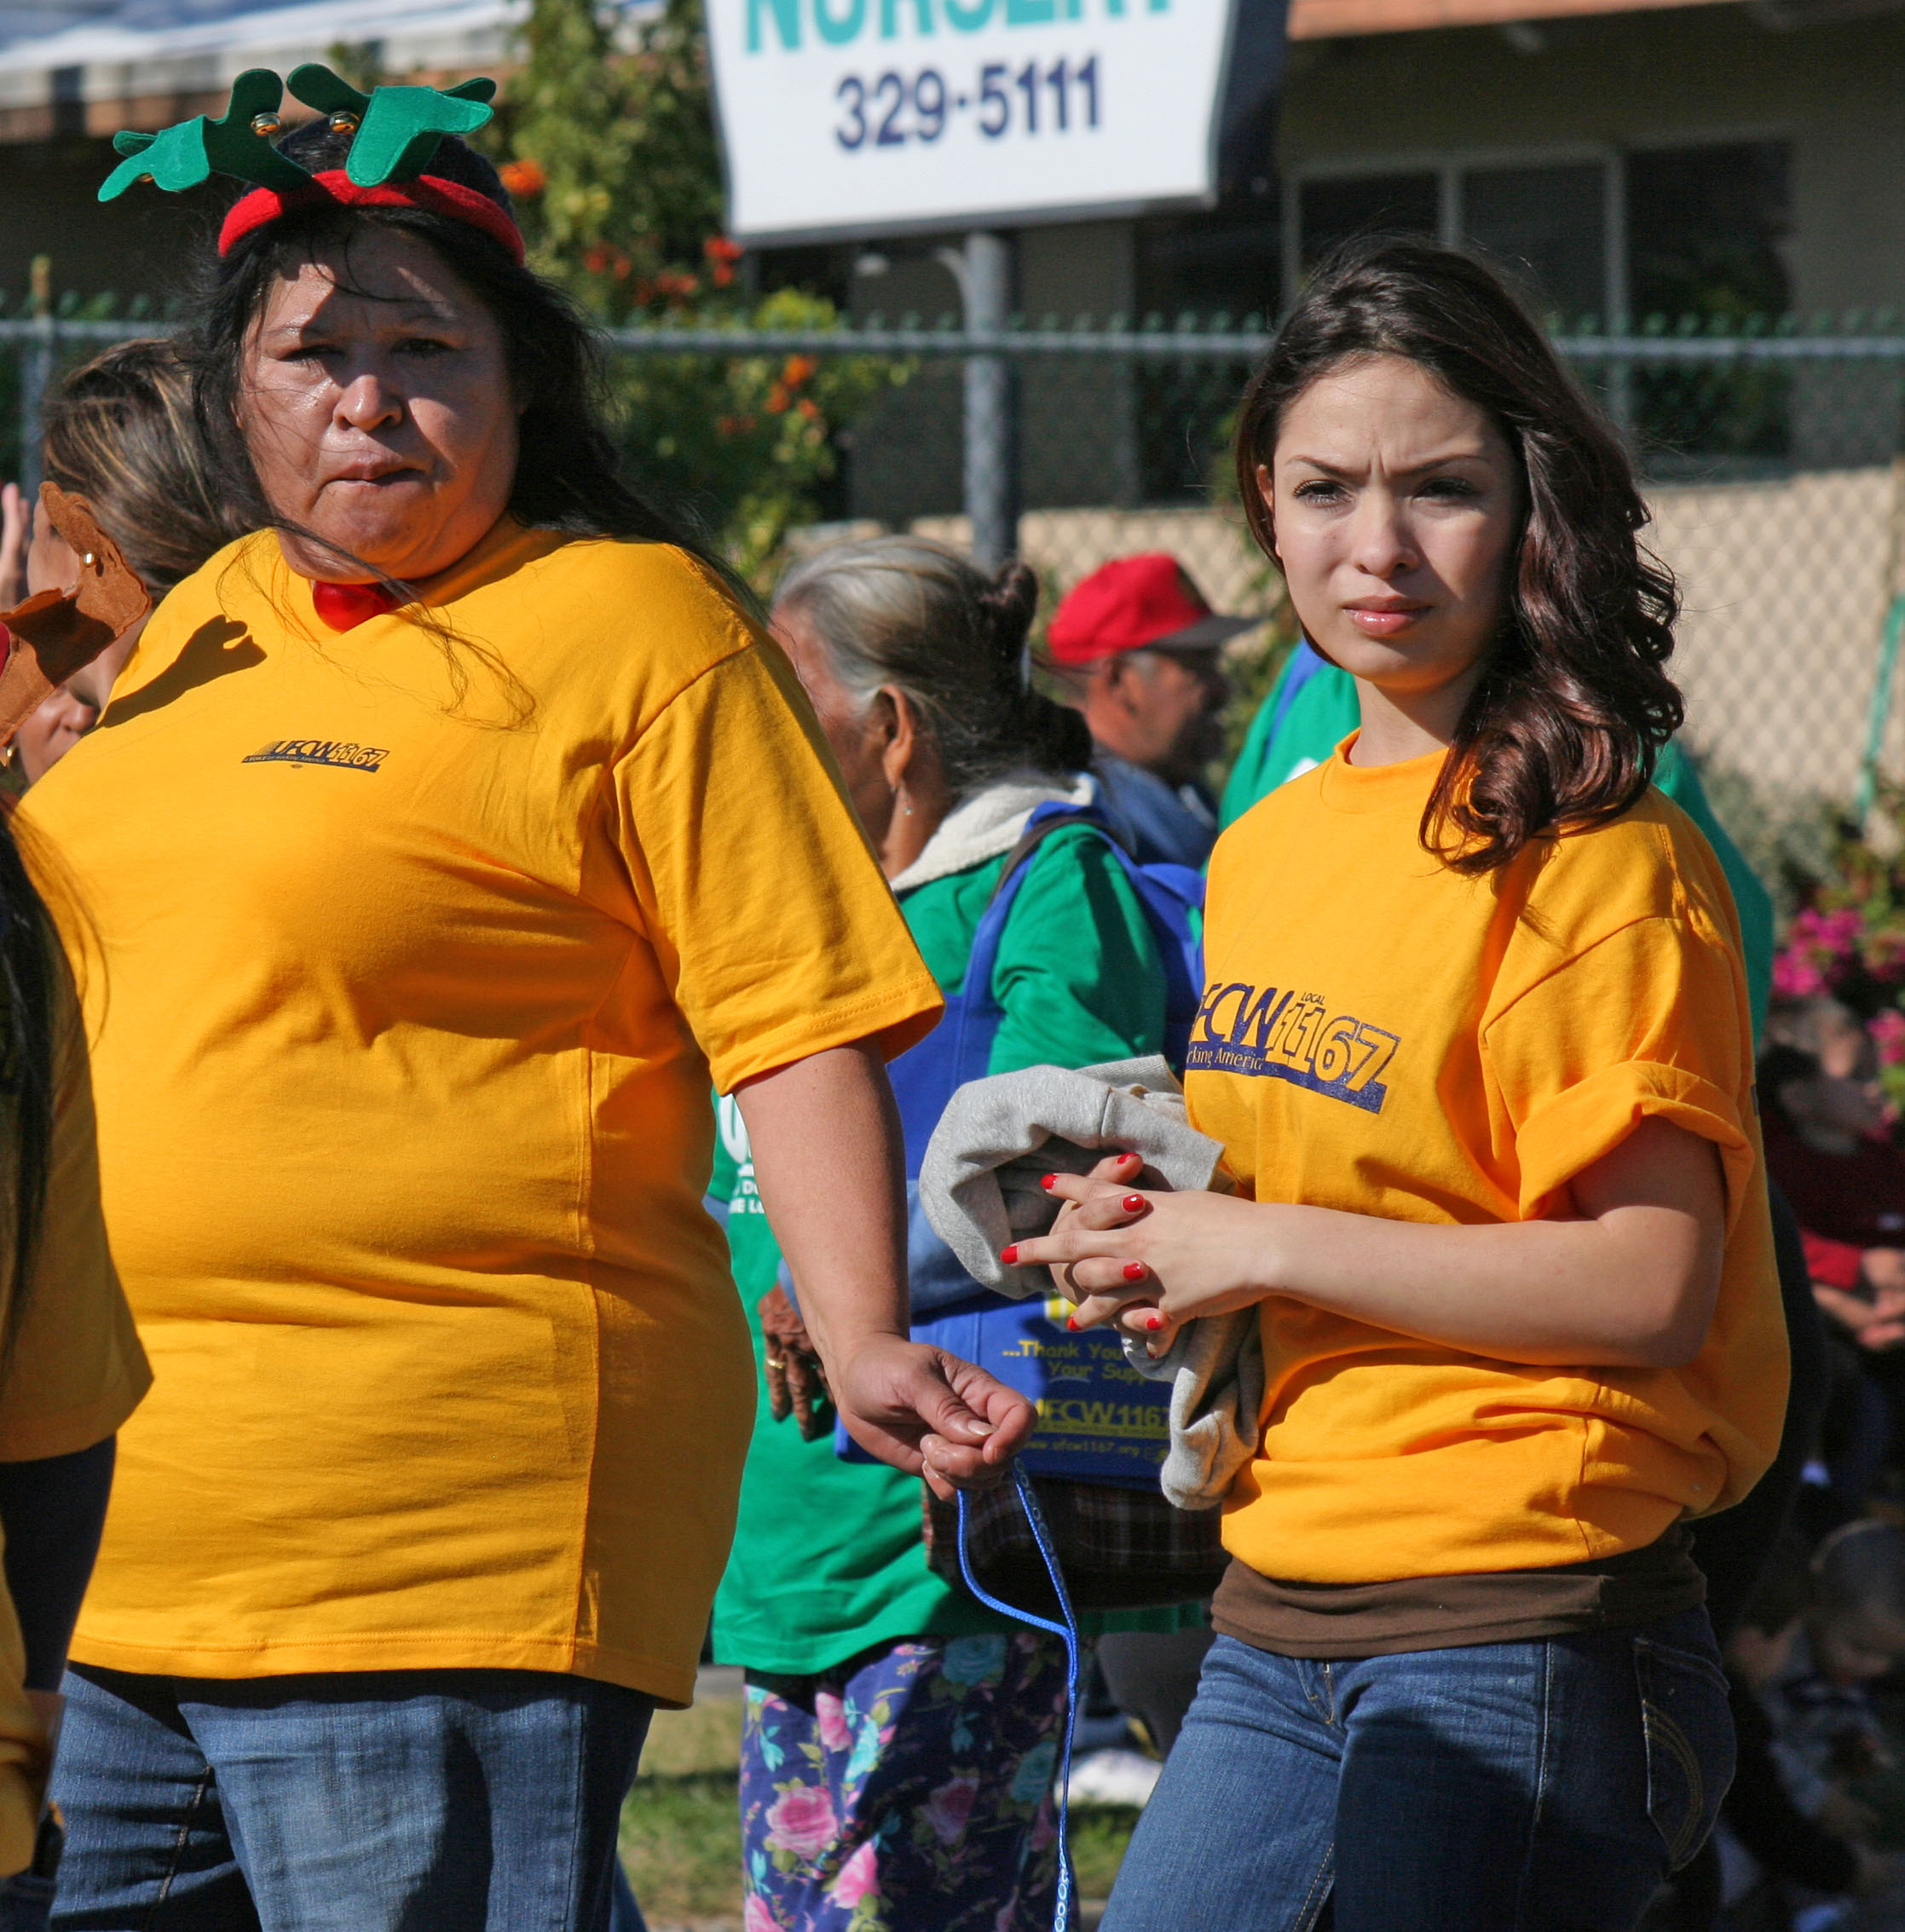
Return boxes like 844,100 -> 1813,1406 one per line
328,112 -> 360,135
251,112 -> 283,138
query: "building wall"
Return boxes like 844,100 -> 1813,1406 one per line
0,133 -> 199,302
1277,3 -> 1905,318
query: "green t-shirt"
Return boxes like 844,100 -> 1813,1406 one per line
1219,649 -> 1775,1040
710,824 -> 1191,1675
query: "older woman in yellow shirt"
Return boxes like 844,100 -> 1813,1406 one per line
23,73 -> 1031,1932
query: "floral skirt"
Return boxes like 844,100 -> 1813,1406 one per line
738,1631 -> 1068,1932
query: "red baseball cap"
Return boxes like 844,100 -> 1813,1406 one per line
1046,554 -> 1256,666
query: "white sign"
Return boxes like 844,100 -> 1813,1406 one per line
707,0 -> 1243,244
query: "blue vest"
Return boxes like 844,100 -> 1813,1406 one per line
836,805 -> 1204,1487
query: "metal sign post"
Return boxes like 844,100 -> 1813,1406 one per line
940,230 -> 1020,568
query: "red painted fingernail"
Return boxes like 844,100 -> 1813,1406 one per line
1000,1245 -> 1019,1266
1146,1314 -> 1164,1332
1123,1261 -> 1149,1282
1041,1174 -> 1056,1190
1122,1193 -> 1146,1213
1065,1316 -> 1078,1330
1118,1151 -> 1140,1165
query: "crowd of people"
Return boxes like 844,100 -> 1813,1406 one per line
0,57 -> 1869,1932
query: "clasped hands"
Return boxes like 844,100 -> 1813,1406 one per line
1002,1151 -> 1271,1351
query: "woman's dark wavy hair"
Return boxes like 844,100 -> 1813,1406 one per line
179,121 -> 724,616
1236,236 -> 1683,874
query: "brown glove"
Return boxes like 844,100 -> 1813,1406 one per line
0,483 -> 151,745
759,1283 -> 831,1441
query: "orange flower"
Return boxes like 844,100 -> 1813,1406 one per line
766,384 -> 791,413
499,158 -> 546,198
797,397 -> 821,421
705,235 -> 744,263
781,355 -> 817,388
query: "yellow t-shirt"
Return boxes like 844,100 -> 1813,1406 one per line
0,965 -> 150,1871
1190,740 -> 1788,1584
19,522 -> 941,1707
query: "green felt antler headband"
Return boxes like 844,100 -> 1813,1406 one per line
100,65 -> 498,203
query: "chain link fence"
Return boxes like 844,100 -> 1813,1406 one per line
3,308 -> 1902,901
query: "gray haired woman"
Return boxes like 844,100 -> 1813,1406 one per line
708,536 -> 1197,1931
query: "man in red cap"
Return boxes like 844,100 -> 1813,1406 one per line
1047,553 -> 1253,869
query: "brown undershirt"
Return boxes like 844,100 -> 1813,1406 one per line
1212,1525 -> 1705,1658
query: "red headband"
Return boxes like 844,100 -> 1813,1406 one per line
219,170 -> 525,262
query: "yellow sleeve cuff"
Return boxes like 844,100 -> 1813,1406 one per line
1513,1059 -> 1754,1225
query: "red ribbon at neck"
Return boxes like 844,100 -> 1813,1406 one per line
312,580 -> 402,632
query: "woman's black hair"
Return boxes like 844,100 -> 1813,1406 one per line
1235,236 -> 1683,874
774,537 -> 1092,797
181,119 -> 721,591
0,819 -> 55,1373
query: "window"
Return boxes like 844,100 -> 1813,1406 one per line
1627,141 -> 1793,465
1292,143 -> 1791,329
1461,163 -> 1605,323
1292,159 -> 1608,321
1298,172 -> 1440,272
1290,141 -> 1796,465
1627,140 -> 1791,326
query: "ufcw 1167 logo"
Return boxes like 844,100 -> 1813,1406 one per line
242,740 -> 389,774
1187,983 -> 1399,1115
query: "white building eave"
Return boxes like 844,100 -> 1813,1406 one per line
0,0 -> 523,118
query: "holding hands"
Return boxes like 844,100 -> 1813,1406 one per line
1004,1151 -> 1275,1352
1005,1114 -> 1729,1375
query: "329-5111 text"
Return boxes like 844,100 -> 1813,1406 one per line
834,57 -> 1101,149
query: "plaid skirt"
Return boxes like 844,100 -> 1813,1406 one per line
738,1632 -> 1067,1932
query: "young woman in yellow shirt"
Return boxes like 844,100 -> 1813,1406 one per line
1013,239 -> 1787,1929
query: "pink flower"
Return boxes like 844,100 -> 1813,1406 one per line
744,1899 -> 781,1932
1774,951 -> 1828,1000
922,1772 -> 980,1845
816,1690 -> 851,1754
764,1783 -> 840,1861
829,1841 -> 878,1907
1777,904 -> 1867,1000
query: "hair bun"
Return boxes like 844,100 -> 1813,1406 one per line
979,560 -> 1039,692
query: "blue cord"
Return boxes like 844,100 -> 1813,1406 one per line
955,1463 -> 1080,1932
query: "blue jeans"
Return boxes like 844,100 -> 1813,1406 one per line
1102,1610 -> 1734,1932
48,1665 -> 653,1932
